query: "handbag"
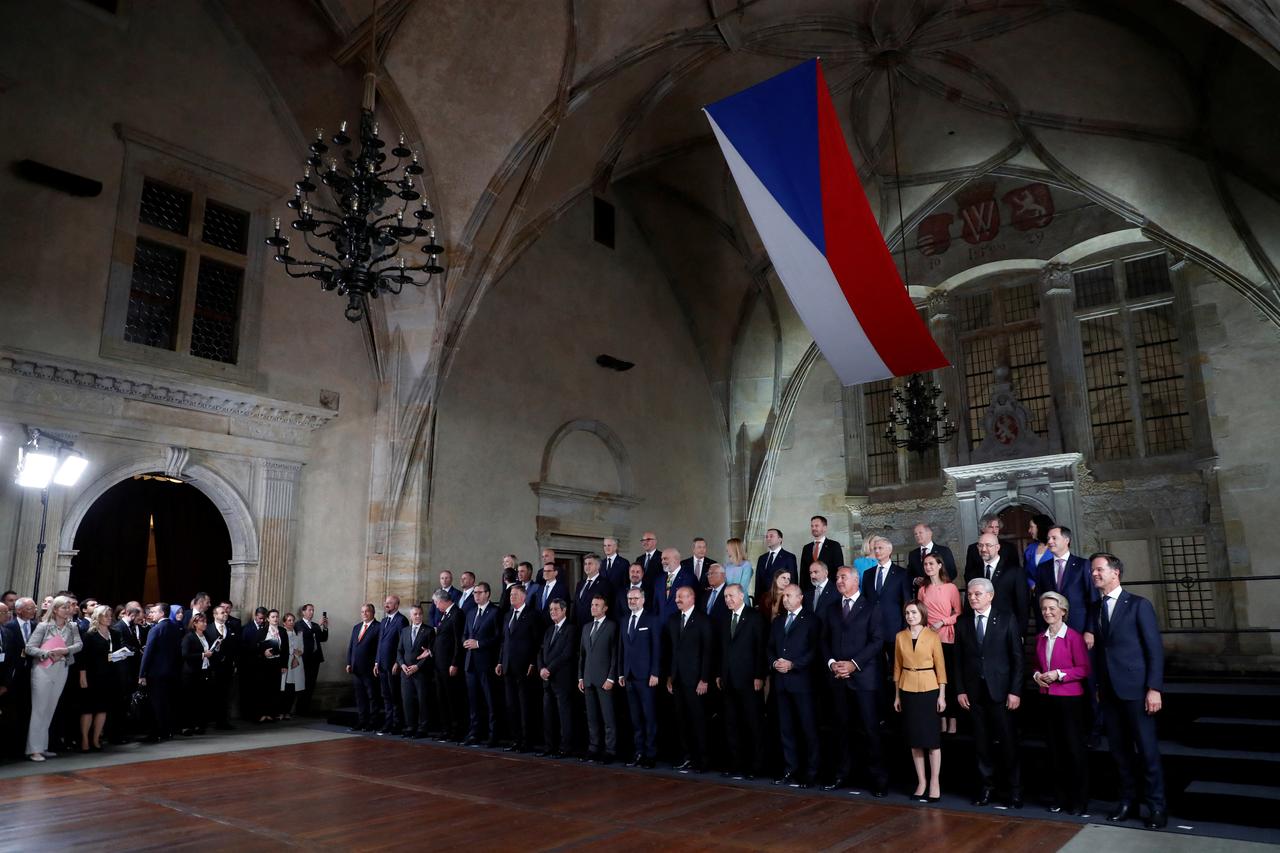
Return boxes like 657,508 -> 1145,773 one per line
128,687 -> 149,722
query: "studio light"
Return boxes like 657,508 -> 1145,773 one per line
53,452 -> 88,486
15,445 -> 58,488
13,428 -> 90,598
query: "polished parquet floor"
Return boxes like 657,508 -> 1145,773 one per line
0,735 -> 1084,851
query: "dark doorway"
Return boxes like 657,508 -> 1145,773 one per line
997,504 -> 1036,560
69,475 -> 231,606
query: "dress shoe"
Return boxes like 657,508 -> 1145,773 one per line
1068,802 -> 1085,816
343,727 -> 363,733
1144,809 -> 1167,830
601,754 -> 614,766
462,736 -> 478,746
972,788 -> 994,807
484,738 -> 497,748
402,731 -> 417,739
823,777 -> 847,792
871,788 -> 888,799
627,755 -> 642,768
1107,803 -> 1132,822
1047,805 -> 1063,814
641,757 -> 656,769
792,779 -> 811,789
720,771 -> 734,778
503,744 -> 518,752
927,795 -> 941,803
675,760 -> 694,772
549,751 -> 566,760
1008,796 -> 1024,809
533,749 -> 550,758
773,773 -> 794,786
743,774 -> 756,781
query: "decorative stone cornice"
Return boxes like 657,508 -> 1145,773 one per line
529,481 -> 642,509
0,347 -> 337,431
944,453 -> 1084,491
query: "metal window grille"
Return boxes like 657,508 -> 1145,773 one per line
138,180 -> 192,236
1008,326 -> 1050,437
963,335 -> 1001,449
1001,282 -> 1039,324
201,200 -> 250,254
1080,313 -> 1136,459
1074,264 -> 1116,310
124,239 -> 184,350
864,379 -> 899,487
1124,254 -> 1173,299
958,291 -> 993,332
1159,535 -> 1213,628
191,258 -> 243,363
1133,304 -> 1190,455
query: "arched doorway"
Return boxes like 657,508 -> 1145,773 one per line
997,504 -> 1035,562
68,474 -> 231,606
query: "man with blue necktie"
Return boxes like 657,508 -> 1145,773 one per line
462,583 -> 500,746
618,586 -> 661,768
374,595 -> 408,735
769,585 -> 819,788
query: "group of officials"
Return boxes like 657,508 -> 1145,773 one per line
346,513 -> 1170,830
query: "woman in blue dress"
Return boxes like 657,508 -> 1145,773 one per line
1024,513 -> 1055,591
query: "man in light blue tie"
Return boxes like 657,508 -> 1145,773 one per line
702,564 -> 729,628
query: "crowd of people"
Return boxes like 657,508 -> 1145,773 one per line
0,591 -> 328,762
341,514 -> 1170,830
0,512 -> 1167,831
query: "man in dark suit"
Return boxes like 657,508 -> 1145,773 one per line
295,603 -> 328,715
716,583 -> 766,779
375,595 -> 408,735
966,532 -> 1028,628
457,572 -> 479,616
498,585 -> 542,752
681,537 -> 712,585
618,586 -> 661,767
345,603 -> 381,732
821,567 -> 888,795
430,571 -> 463,627
578,594 -> 618,762
701,564 -> 730,627
664,585 -> 712,773
138,602 -> 183,741
0,602 -> 23,755
536,599 -> 577,758
1,597 -> 39,757
907,523 -> 957,588
531,562 -> 566,614
634,531 -> 663,587
1037,527 -> 1096,633
803,561 -> 838,617
496,567 -> 519,615
574,554 -> 614,627
615,563 -> 653,617
240,607 -> 268,722
863,535 -> 910,717
769,584 -> 820,787
963,514 -> 1022,582
205,604 -> 239,730
755,527 -> 798,603
462,583 -> 500,745
799,516 -> 844,593
953,577 -> 1024,808
429,590 -> 465,741
396,604 -> 434,738
1090,552 -> 1167,829
601,537 -> 630,589
655,548 -> 697,622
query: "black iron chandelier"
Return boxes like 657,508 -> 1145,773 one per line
266,1 -> 443,322
879,55 -> 955,455
884,373 -> 957,454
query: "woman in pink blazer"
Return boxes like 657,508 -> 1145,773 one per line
1033,591 -> 1092,815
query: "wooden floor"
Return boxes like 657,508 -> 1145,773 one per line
0,736 -> 1084,851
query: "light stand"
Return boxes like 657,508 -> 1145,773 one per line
13,428 -> 88,600
32,487 -> 48,600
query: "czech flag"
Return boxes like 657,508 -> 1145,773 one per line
704,59 -> 949,386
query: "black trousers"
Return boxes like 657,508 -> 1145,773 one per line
378,665 -> 402,731
181,670 -> 212,731
351,670 -> 380,729
721,684 -> 765,774
149,676 -> 177,738
1044,694 -> 1089,808
543,679 -> 574,752
625,679 -> 658,759
672,680 -> 708,767
775,686 -> 818,780
400,671 -> 431,733
968,686 -> 1021,794
465,668 -> 497,740
433,667 -> 466,738
830,681 -> 886,787
210,664 -> 234,726
298,658 -> 321,714
503,669 -> 536,746
1102,689 -> 1165,810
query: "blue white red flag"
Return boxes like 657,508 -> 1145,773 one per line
704,59 -> 949,386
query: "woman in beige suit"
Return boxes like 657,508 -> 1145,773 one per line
894,600 -> 947,802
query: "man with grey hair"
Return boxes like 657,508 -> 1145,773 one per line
954,576 -> 1024,808
602,537 -> 628,588
1,597 -> 37,757
966,532 -> 1028,627
430,588 -> 465,741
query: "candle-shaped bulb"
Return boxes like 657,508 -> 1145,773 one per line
303,165 -> 311,178
339,120 -> 348,133
302,203 -> 312,216
399,132 -> 406,146
272,216 -> 281,231
372,121 -> 380,137
314,127 -> 324,140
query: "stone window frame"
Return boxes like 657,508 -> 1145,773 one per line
101,124 -> 283,387
862,308 -> 943,490
1072,250 -> 1194,464
1101,526 -> 1229,634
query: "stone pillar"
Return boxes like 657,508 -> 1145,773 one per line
1038,263 -> 1092,456
928,289 -> 964,467
841,385 -> 869,496
227,559 -> 257,622
254,460 -> 302,611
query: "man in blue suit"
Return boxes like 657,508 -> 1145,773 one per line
1090,552 -> 1167,830
138,602 -> 183,741
755,527 -> 798,603
820,567 -> 887,795
573,554 -> 614,628
345,603 -> 381,731
862,535 -> 910,721
375,595 -> 408,734
462,582 -> 500,745
530,562 -> 566,614
615,563 -> 653,617
430,571 -> 462,627
1037,526 -> 1096,632
618,585 -> 661,767
768,585 -> 819,787
654,548 -> 697,622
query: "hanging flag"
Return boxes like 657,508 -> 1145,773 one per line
704,59 -> 949,386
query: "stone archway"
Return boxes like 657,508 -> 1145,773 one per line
531,419 -> 640,557
57,451 -> 259,615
